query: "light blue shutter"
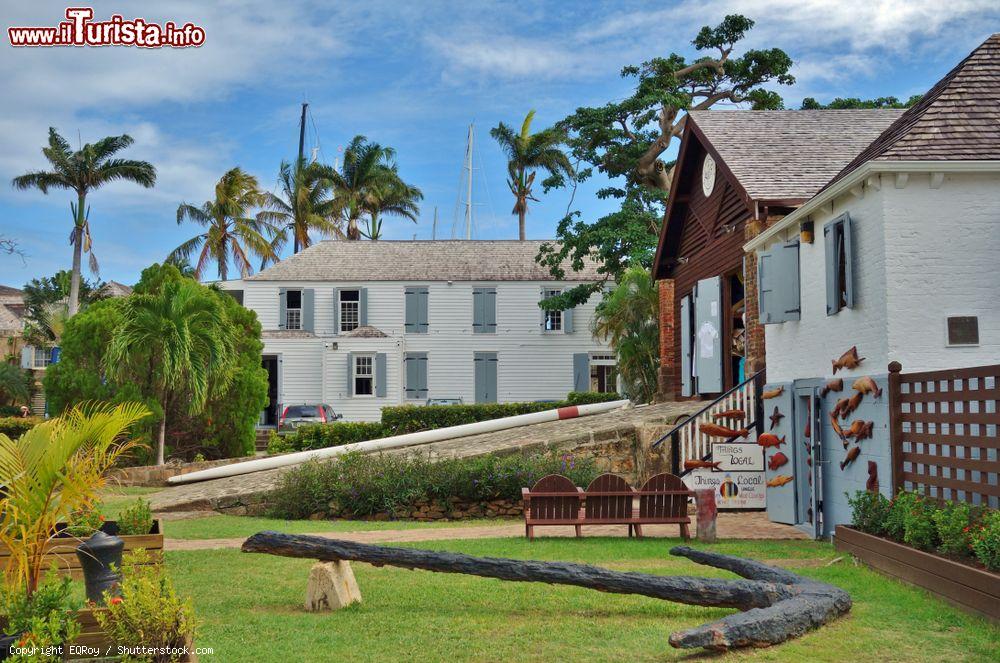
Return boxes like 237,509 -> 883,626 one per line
405,288 -> 418,333
680,295 -> 693,397
418,288 -> 429,332
332,288 -> 339,334
563,306 -> 574,333
375,353 -> 387,397
573,353 -> 589,392
474,352 -> 498,403
278,288 -> 287,330
359,288 -> 369,326
764,383 -> 796,525
758,241 -> 800,324
693,276 -> 723,393
824,222 -> 840,315
302,288 -> 315,332
405,287 -> 429,333
346,352 -> 354,397
405,352 -> 428,399
20,347 -> 31,369
472,288 -> 484,333
843,215 -> 855,310
484,288 -> 497,332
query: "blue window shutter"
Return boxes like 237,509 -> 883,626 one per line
472,288 -> 483,333
824,222 -> 839,315
20,347 -> 31,369
405,352 -> 428,399
563,307 -> 574,333
680,295 -> 693,397
783,240 -> 801,322
302,288 -> 315,332
278,288 -> 287,330
347,352 -> 354,397
484,288 -> 497,332
757,241 -> 800,324
418,288 -> 429,332
843,215 -> 855,309
757,250 -> 773,324
359,288 -> 369,326
404,288 -> 418,333
375,353 -> 387,397
332,288 -> 339,334
573,353 -> 589,392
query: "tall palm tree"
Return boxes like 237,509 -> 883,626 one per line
12,128 -> 156,315
260,158 -> 343,257
331,135 -> 422,240
105,280 -> 234,465
592,266 -> 659,403
490,111 -> 573,241
169,168 -> 279,281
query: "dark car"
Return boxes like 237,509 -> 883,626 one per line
278,404 -> 340,433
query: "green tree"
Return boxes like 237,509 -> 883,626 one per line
800,95 -> 922,109
170,167 -> 280,280
21,270 -> 105,348
592,266 -> 660,403
0,363 -> 30,407
539,15 -> 793,308
12,129 -> 156,315
490,111 -> 574,241
105,276 -> 235,465
261,158 -> 343,256
331,135 -> 423,240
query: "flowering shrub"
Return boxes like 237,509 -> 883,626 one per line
971,510 -> 1000,571
846,490 -> 891,535
932,502 -> 973,557
901,494 -> 939,551
116,498 -> 153,536
64,507 -> 105,538
267,451 -> 599,520
1,570 -> 81,663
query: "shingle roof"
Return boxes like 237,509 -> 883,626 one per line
344,325 -> 388,338
687,109 -> 905,201
247,240 -> 603,282
0,304 -> 22,333
824,34 -> 1000,191
99,281 -> 133,298
0,285 -> 23,306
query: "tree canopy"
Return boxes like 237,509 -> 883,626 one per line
800,95 -> 922,109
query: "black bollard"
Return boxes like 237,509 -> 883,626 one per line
76,530 -> 124,604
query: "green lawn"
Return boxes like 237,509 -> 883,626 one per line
161,515 -> 512,540
165,537 -> 999,662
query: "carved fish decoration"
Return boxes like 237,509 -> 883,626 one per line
769,406 -> 784,430
866,461 -> 879,493
768,452 -> 789,471
820,378 -> 844,398
832,397 -> 850,418
852,376 -> 883,399
832,346 -> 865,374
841,446 -> 861,470
712,409 -> 746,421
757,433 -> 786,448
767,475 -> 794,487
844,420 -> 874,441
699,423 -> 750,439
684,459 -> 722,471
762,386 -> 784,400
829,412 -> 848,447
847,392 -> 864,414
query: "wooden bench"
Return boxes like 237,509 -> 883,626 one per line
522,473 -> 693,540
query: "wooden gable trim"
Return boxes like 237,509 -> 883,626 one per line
652,121 -> 694,280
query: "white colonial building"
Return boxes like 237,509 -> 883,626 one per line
220,240 -> 616,424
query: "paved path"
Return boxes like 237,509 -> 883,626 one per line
151,401 -> 700,514
165,512 -> 806,551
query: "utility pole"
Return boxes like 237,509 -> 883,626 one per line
294,102 -> 308,254
464,123 -> 473,240
432,206 -> 438,240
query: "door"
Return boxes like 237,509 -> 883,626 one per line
694,276 -> 723,393
260,355 -> 280,426
680,295 -> 693,397
474,352 -> 497,403
794,383 -> 825,539
764,383 -> 796,524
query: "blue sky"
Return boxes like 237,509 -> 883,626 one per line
1,0 -> 997,287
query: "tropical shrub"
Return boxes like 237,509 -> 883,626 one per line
932,502 -> 973,557
117,498 -> 154,536
846,490 -> 891,535
884,491 -> 920,541
901,494 -> 939,551
1,570 -> 81,662
971,510 -> 1000,571
96,550 -> 197,662
268,451 -> 599,520
0,363 -> 30,407
283,421 -> 386,453
565,391 -> 621,405
0,417 -> 41,439
64,507 -> 105,539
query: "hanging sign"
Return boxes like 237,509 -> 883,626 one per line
683,470 -> 766,509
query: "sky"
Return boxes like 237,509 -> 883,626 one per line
0,0 -> 997,287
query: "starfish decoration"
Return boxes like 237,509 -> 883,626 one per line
768,406 -> 784,430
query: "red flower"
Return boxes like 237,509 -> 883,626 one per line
109,596 -> 123,605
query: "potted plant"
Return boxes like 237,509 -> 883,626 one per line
1,570 -> 81,662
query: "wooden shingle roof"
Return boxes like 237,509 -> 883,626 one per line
687,109 -> 904,202
247,240 -> 603,282
824,33 -> 1000,190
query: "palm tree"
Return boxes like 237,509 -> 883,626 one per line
12,129 -> 156,315
490,111 -> 573,241
169,168 -> 279,281
105,280 -> 234,465
260,158 -> 343,257
331,135 -> 422,240
0,363 -> 30,407
592,266 -> 659,403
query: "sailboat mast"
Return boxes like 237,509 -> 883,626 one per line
294,102 -> 308,253
465,123 -> 473,240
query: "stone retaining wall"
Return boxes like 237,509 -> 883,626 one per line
110,457 -> 254,487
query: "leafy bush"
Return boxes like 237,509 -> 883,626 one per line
64,507 -> 106,539
846,490 -> 891,535
971,510 -> 1000,571
287,421 -> 387,452
566,391 -> 621,405
901,494 -> 939,551
117,498 -> 154,536
1,570 -> 81,662
96,550 -> 197,662
0,417 -> 41,439
884,491 -> 920,541
932,502 -> 973,557
268,451 -> 599,520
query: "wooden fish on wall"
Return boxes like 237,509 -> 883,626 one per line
866,461 -> 879,493
762,386 -> 784,400
684,459 -> 722,471
820,378 -> 844,398
699,423 -> 750,439
840,446 -> 861,470
757,433 -> 786,448
832,397 -> 850,418
803,417 -> 811,439
767,475 -> 794,487
712,409 -> 746,421
767,452 -> 789,471
829,412 -> 848,447
843,420 -> 874,441
852,376 -> 883,399
832,346 -> 865,374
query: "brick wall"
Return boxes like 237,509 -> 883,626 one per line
657,279 -> 676,399
743,221 -> 766,375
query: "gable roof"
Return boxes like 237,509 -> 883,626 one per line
0,285 -> 23,305
247,240 -> 603,282
99,281 -> 133,298
687,109 -> 905,202
823,33 -> 1000,190
0,304 -> 22,333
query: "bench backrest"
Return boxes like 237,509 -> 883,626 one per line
638,472 -> 690,520
526,474 -> 580,521
584,473 -> 633,520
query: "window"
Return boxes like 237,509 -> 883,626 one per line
947,316 -> 979,346
590,353 -> 617,393
824,214 -> 855,315
353,354 -> 374,396
543,289 -> 562,332
285,289 -> 302,330
30,346 -> 51,369
340,289 -> 360,333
